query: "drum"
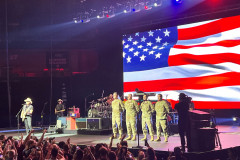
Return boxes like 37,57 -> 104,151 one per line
88,108 -> 99,118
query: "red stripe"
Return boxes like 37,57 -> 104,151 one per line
169,100 -> 240,109
123,72 -> 240,92
174,40 -> 240,49
178,15 -> 240,40
168,53 -> 240,66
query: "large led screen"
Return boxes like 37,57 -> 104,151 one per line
123,15 -> 240,109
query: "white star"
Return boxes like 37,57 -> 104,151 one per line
155,53 -> 162,59
133,41 -> 138,45
141,36 -> 146,42
148,30 -> 154,37
138,45 -> 143,49
134,51 -> 140,56
159,46 -> 165,50
128,36 -> 133,41
163,42 -> 169,46
143,48 -> 149,52
123,52 -> 126,58
140,55 -> 146,61
127,56 -> 132,63
135,32 -> 140,36
147,42 -> 153,46
124,44 -> 129,49
153,46 -> 158,49
155,36 -> 162,43
122,40 -> 125,44
149,51 -> 155,55
129,47 -> 134,52
164,29 -> 170,37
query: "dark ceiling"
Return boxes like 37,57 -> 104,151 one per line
0,0 -> 240,49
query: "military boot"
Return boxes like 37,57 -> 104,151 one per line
110,134 -> 117,139
154,137 -> 161,141
164,137 -> 168,142
118,134 -> 122,140
131,135 -> 136,141
141,135 -> 147,141
150,136 -> 154,141
125,135 -> 132,140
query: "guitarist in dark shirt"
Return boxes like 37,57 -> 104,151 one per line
55,99 -> 65,119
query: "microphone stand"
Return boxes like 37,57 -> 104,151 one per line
133,99 -> 143,149
85,93 -> 94,117
16,105 -> 24,135
41,102 -> 47,129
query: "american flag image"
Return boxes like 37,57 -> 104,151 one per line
123,15 -> 240,109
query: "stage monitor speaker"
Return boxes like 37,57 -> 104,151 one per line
47,125 -> 56,133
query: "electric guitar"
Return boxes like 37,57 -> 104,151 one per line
21,107 -> 32,122
55,109 -> 65,114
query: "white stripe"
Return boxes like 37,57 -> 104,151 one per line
178,19 -> 218,29
176,27 -> 240,46
124,62 -> 240,82
170,45 -> 240,56
124,85 -> 240,101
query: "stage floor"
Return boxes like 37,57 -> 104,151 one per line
3,125 -> 240,152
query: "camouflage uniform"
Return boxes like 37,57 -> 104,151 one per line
111,99 -> 124,135
141,100 -> 155,136
124,99 -> 140,136
155,100 -> 170,138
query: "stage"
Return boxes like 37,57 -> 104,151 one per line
2,125 -> 240,152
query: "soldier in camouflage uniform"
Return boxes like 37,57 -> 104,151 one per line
154,94 -> 170,142
124,94 -> 140,141
141,94 -> 155,141
111,92 -> 124,140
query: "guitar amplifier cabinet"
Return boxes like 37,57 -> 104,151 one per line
87,118 -> 102,130
76,118 -> 87,129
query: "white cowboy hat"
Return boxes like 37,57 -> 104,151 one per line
24,98 -> 32,104
57,99 -> 63,102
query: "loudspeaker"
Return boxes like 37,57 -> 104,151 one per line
87,118 -> 102,129
76,118 -> 87,129
191,128 -> 216,152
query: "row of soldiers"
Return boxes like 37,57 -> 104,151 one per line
111,92 -> 170,142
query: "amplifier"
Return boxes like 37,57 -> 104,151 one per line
87,118 -> 102,130
189,110 -> 211,121
191,120 -> 211,129
191,128 -> 216,152
76,118 -> 87,129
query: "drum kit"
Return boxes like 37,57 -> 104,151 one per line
88,96 -> 113,118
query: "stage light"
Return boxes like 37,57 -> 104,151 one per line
132,8 -> 136,12
173,0 -> 183,4
123,9 -> 127,13
233,117 -> 237,121
81,20 -> 84,23
154,3 -> 158,7
97,15 -> 100,18
74,19 -> 78,23
145,6 -> 148,9
106,14 -> 109,18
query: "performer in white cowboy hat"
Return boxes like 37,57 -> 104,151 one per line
20,97 -> 34,134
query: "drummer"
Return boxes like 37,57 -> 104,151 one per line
107,94 -> 114,105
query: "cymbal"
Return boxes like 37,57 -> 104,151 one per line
88,100 -> 95,104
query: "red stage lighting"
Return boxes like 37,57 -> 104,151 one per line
145,6 -> 148,10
